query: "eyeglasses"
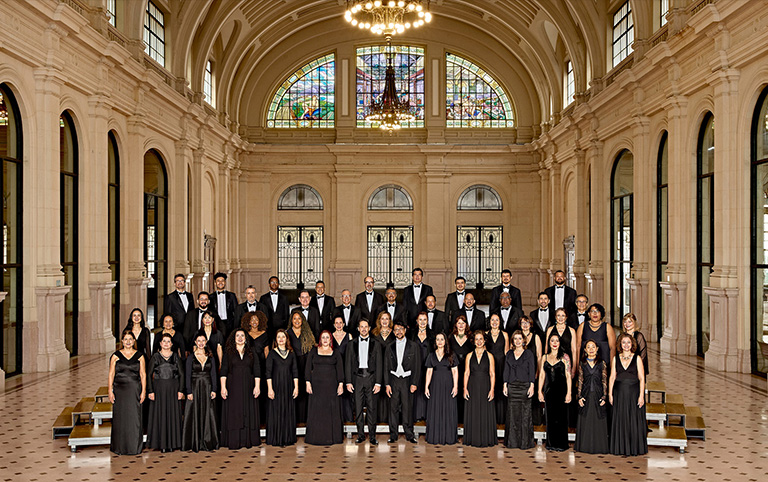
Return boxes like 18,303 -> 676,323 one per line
588,309 -> 600,314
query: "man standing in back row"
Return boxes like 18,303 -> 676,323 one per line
355,276 -> 385,322
489,269 -> 523,315
402,268 -> 433,328
544,270 -> 577,317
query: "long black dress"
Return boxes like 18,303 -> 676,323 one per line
411,330 -> 433,422
575,360 -> 608,454
183,354 -> 219,452
487,331 -> 507,425
610,354 -> 647,456
332,333 -> 354,422
503,349 -> 535,449
543,359 -> 569,451
549,324 -> 577,428
424,352 -> 458,445
581,322 -> 611,373
220,349 -> 261,449
449,335 -> 472,424
524,331 -> 543,426
266,350 -> 298,446
463,350 -> 497,447
374,332 -> 395,425
287,330 -> 309,424
248,331 -> 270,422
147,351 -> 185,451
110,351 -> 144,455
631,331 -> 649,375
305,348 -> 345,445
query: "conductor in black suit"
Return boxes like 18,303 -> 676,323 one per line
375,287 -> 407,325
210,272 -> 238,337
384,319 -> 421,443
309,280 -> 335,332
333,289 -> 361,335
345,319 -> 382,445
424,295 -> 449,335
402,267 -> 433,327
233,285 -> 266,327
444,276 -> 467,323
489,269 -> 523,315
544,270 -> 578,317
529,291 -> 553,338
291,290 -> 322,339
355,276 -> 385,323
164,273 -> 194,331
453,293 -> 486,333
489,291 -> 523,334
258,276 -> 290,335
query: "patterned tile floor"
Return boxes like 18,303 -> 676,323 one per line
1,345 -> 767,481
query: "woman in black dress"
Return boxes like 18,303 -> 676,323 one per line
621,313 -> 649,375
266,329 -> 299,446
424,333 -> 458,445
609,333 -> 647,456
220,328 -> 261,449
108,330 -> 146,455
518,316 -> 542,426
575,340 -> 608,454
576,303 -> 615,373
183,331 -> 219,452
287,311 -> 315,425
305,330 -> 345,445
487,314 -> 509,425
201,311 -> 225,370
449,316 -> 472,424
503,330 -> 535,449
331,316 -> 354,422
244,311 -> 269,421
463,331 -> 497,447
546,308 -> 578,427
538,333 -> 571,451
147,333 -> 185,452
125,308 -> 151,357
373,311 -> 395,425
152,314 -> 185,359
411,312 -> 433,422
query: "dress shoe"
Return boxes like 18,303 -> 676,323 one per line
355,435 -> 366,444
369,437 -> 379,446
407,436 -> 418,444
388,436 -> 398,443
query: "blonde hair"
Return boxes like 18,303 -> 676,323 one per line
622,312 -> 640,330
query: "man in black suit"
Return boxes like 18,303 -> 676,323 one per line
375,287 -> 407,326
529,291 -> 553,338
164,273 -> 194,331
489,269 -> 523,315
454,293 -> 486,333
567,294 -> 589,329
291,290 -> 322,339
490,291 -> 523,334
309,280 -> 336,332
384,319 -> 421,443
345,319 -> 381,445
333,289 -> 361,334
233,285 -> 266,326
183,291 -> 220,349
424,295 -> 449,335
544,270 -> 578,317
444,276 -> 466,323
259,276 -> 290,335
402,267 -> 433,327
355,276 -> 385,322
210,272 -> 238,337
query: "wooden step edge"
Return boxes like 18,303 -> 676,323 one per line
684,416 -> 706,429
53,407 -> 75,428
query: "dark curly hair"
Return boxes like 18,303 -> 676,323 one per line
225,327 -> 254,360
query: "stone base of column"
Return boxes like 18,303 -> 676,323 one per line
29,286 -> 71,373
628,278 -> 650,340
704,286 -> 740,372
659,281 -> 689,355
79,281 -> 119,355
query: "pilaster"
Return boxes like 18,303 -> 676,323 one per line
660,280 -> 689,355
30,286 -> 71,373
81,280 -> 118,354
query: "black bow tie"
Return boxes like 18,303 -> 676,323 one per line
556,286 -> 564,289
270,292 -> 278,296
199,308 -> 205,314
501,307 -> 509,311
457,291 -> 465,295
360,337 -> 369,342
302,308 -> 309,312
388,303 -> 395,307
317,295 -> 324,299
414,284 -> 421,288
366,291 -> 373,296
343,305 -> 350,310
540,309 -> 547,312
466,308 -> 473,312
248,303 -> 256,307
428,310 -> 435,313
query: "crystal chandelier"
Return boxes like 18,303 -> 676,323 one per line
365,41 -> 415,131
344,1 -> 431,38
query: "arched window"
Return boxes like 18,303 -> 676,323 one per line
457,184 -> 503,210
446,53 -> 514,128
267,53 -> 335,128
368,185 -> 413,210
144,149 -> 168,328
277,184 -> 323,210
0,84 -> 22,375
60,111 -> 79,355
357,45 -> 424,128
697,113 -> 714,357
656,131 -> 668,343
611,149 -> 633,326
751,87 -> 768,376
108,131 -> 120,338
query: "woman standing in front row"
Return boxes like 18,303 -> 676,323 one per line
503,330 -> 535,449
305,330 -> 345,445
183,330 -> 219,452
146,333 -> 185,452
266,329 -> 299,447
424,332 -> 458,445
609,333 -> 647,456
463,331 -> 497,447
220,328 -> 261,449
108,330 -> 146,455
538,333 -> 571,451
574,340 -> 609,454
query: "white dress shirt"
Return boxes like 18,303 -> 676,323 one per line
457,291 -> 465,308
391,337 -> 411,377
178,291 -> 189,312
316,295 -> 325,314
554,285 -> 565,310
217,291 -> 227,320
358,337 -> 370,370
270,291 -> 279,310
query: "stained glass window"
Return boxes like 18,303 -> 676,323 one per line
267,54 -> 335,128
357,45 -> 424,128
445,53 -> 514,128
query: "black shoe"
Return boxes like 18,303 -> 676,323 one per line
355,435 -> 366,444
388,436 -> 398,443
407,436 -> 418,444
369,437 -> 379,446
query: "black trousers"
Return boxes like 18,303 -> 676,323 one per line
353,374 -> 377,437
389,376 -> 414,438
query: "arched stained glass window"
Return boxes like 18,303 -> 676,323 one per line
278,184 -> 323,210
368,185 -> 413,210
357,45 -> 424,128
446,53 -> 514,128
267,53 -> 335,128
457,185 -> 503,210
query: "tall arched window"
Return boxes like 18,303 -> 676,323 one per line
144,149 -> 168,328
446,53 -> 514,128
60,111 -> 79,355
0,84 -> 23,375
611,150 -> 633,325
751,86 -> 768,377
108,131 -> 120,338
657,132 -> 668,342
697,113 -> 714,357
267,53 -> 335,128
368,184 -> 413,210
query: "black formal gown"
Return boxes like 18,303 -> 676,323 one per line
463,350 -> 497,447
503,349 -> 535,449
305,348 -> 345,445
374,332 -> 395,425
411,331 -> 433,422
248,331 -> 270,422
146,351 -> 185,451
183,354 -> 219,452
543,359 -> 569,451
524,331 -> 543,426
220,350 -> 261,449
581,322 -> 611,372
424,352 -> 458,445
133,327 -> 152,431
332,332 -> 354,422
287,330 -> 309,424
110,351 -> 144,455
575,360 -> 609,454
152,330 -> 186,359
549,324 -> 577,428
610,354 -> 647,456
449,335 -> 472,424
487,331 -> 507,425
205,330 -> 225,368
266,350 -> 298,446
631,331 -> 649,375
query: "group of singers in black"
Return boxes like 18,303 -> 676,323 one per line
108,269 -> 649,457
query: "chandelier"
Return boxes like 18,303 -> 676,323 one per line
365,42 -> 415,131
344,1 -> 432,38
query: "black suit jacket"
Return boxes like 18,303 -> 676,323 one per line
183,307 -> 221,350
309,295 -> 336,332
402,283 -> 434,324
332,304 -> 362,335
425,309 -> 449,335
529,307 -> 554,339
259,291 -> 291,333
354,290 -> 386,322
345,336 -> 383,386
455,307 -> 487,333
567,311 -> 588,330
544,284 -> 578,317
490,306 -> 524,334
383,338 -> 422,387
489,284 -> 523,314
374,302 -> 408,327
233,300 -> 268,329
291,305 -> 322,339
443,291 -> 466,323
164,290 -> 195,330
209,290 -> 238,333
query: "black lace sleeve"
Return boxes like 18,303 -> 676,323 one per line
600,360 -> 608,400
635,332 -> 648,375
577,362 -> 584,400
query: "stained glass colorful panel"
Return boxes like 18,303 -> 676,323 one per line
446,53 -> 514,128
356,45 -> 424,128
267,54 -> 335,128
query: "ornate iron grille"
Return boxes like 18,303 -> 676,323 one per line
367,226 -> 413,288
456,226 -> 502,289
278,226 -> 323,289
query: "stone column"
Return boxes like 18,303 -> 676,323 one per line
126,274 -> 150,321
33,287 -> 71,372
328,163 -> 363,293
660,279 -> 688,355
125,113 -> 151,322
419,147 -> 452,300
83,280 -> 119,354
628,278 -> 651,340
572,148 -> 589,295
187,146 -> 206,293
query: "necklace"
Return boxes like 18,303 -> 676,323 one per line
619,353 -> 632,361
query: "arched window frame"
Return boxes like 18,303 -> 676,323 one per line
60,110 -> 79,355
445,52 -> 515,128
277,184 -> 324,210
368,184 -> 413,210
457,184 -> 503,210
751,86 -> 768,377
610,149 -> 633,326
267,53 -> 335,128
144,149 -> 168,329
697,112 -> 715,357
108,131 -> 120,339
656,131 -> 668,343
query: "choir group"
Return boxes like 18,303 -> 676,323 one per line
107,269 -> 649,457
